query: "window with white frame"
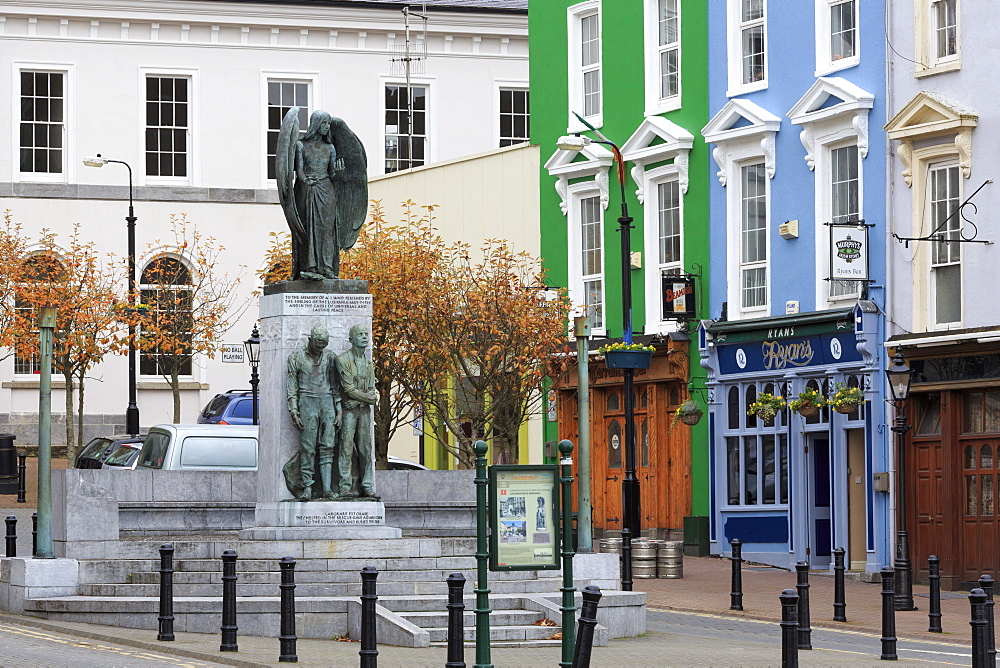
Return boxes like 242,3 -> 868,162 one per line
145,76 -> 189,178
929,163 -> 962,325
567,1 -> 602,129
728,0 -> 767,92
644,0 -> 680,113
656,180 -> 683,314
580,195 -> 604,330
13,252 -> 64,376
266,80 -> 309,180
740,163 -> 768,310
384,84 -> 427,173
140,255 -> 193,377
724,381 -> 789,506
499,88 -> 529,147
815,0 -> 858,74
916,0 -> 960,75
829,144 -> 861,298
19,71 -> 65,176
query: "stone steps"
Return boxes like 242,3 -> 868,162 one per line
397,609 -> 543,628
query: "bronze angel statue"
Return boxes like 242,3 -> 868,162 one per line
276,108 -> 368,280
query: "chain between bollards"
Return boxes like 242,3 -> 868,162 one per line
16,452 -> 26,504
779,588 -> 799,668
928,555 -> 942,633
795,561 -> 812,650
220,549 -> 238,652
360,566 -> 378,668
278,556 -> 297,663
971,588 -> 991,668
730,538 -> 743,611
880,566 -> 897,661
445,572 -> 466,668
157,543 -> 175,642
31,512 -> 37,558
472,440 -> 492,668
559,439 -> 577,667
832,547 -> 846,622
978,575 -> 996,664
621,527 -> 633,592
5,516 -> 15,558
571,585 -> 602,668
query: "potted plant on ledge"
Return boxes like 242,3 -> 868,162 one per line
747,393 -> 786,421
789,387 -> 827,417
830,382 -> 864,414
599,342 -> 655,369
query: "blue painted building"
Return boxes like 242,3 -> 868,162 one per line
698,0 -> 891,572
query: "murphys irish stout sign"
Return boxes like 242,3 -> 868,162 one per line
829,224 -> 869,283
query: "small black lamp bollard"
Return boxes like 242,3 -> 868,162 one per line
157,543 -> 175,642
445,572 -> 466,668
278,556 -> 297,663
971,588 -> 991,668
794,561 -> 812,650
730,538 -> 744,611
832,547 -> 847,622
978,574 -> 996,663
928,555 -> 943,633
779,588 -> 799,668
880,566 -> 897,661
31,512 -> 37,558
16,452 -> 26,504
620,527 -> 634,592
220,549 -> 238,652
572,585 -> 603,668
360,566 -> 379,668
4,516 -> 16,558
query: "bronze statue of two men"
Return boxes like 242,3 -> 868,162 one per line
284,325 -> 377,502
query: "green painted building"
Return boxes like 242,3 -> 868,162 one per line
530,0 -> 710,539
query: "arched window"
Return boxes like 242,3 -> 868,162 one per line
14,252 -> 66,375
139,255 -> 193,376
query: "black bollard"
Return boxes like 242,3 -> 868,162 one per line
833,547 -> 847,622
880,566 -> 897,661
157,543 -> 175,641
278,556 -> 297,663
359,566 -> 378,668
4,516 -> 15,558
978,575 -> 996,663
972,588 -> 991,668
572,585 -> 603,668
621,528 -> 633,592
445,572 -> 466,668
16,452 -> 25,504
928,555 -> 942,633
779,589 -> 799,668
795,561 -> 812,650
31,512 -> 37,558
730,538 -> 744,611
220,549 -> 238,652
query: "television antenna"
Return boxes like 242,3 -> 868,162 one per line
390,5 -> 428,170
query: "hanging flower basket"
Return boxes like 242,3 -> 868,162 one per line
833,402 -> 861,414
747,393 -> 786,422
672,400 -> 703,427
788,387 -> 827,418
829,382 -> 864,414
797,404 -> 821,417
599,343 -> 655,370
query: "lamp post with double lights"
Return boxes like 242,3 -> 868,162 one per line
886,351 -> 916,611
83,154 -> 140,436
557,119 -> 641,539
244,325 -> 261,426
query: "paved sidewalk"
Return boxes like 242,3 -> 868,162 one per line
636,555 -> 974,645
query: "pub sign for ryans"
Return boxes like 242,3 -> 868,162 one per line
661,274 -> 696,320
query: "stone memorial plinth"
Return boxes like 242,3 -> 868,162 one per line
244,279 -> 401,540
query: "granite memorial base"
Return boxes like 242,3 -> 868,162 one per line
243,501 -> 402,540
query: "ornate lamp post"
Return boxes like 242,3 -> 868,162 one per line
83,154 -> 140,436
557,119 -> 641,539
244,325 -> 261,426
886,351 -> 916,611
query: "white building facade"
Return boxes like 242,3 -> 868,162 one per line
0,0 -> 528,443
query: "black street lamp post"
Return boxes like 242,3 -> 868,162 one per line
83,154 -> 139,436
886,351 -> 916,611
244,325 -> 261,426
557,124 -> 641,538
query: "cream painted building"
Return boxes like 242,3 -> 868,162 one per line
0,0 -> 530,447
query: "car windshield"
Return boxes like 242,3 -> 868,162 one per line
104,445 -> 140,467
78,437 -> 112,460
138,432 -> 170,469
202,395 -> 231,418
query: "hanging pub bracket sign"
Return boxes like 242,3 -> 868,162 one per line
893,178 -> 993,248
827,219 -> 874,288
661,272 -> 697,321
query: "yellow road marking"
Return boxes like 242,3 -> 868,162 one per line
1,625 -> 211,667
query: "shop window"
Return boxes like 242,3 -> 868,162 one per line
640,387 -> 649,408
915,393 -> 942,435
727,437 -> 741,505
965,444 -> 977,469
762,434 -> 776,503
743,436 -> 758,504
728,386 -> 741,429
745,385 -> 758,428
964,391 -> 1000,433
779,435 -> 789,504
845,375 -> 864,421
669,387 -> 680,405
607,391 -> 620,412
641,419 -> 649,467
725,382 -> 789,507
966,474 -> 978,516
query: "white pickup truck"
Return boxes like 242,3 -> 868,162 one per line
135,424 -> 258,471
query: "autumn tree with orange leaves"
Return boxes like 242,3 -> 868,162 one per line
137,215 -> 249,422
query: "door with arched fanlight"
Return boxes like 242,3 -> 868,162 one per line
958,391 -> 1000,582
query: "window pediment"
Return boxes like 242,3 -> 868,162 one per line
788,77 -> 874,170
545,143 -> 613,214
885,92 -> 977,186
702,99 -> 781,185
621,116 -> 694,201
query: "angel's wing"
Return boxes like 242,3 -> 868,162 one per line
276,108 -> 304,240
329,117 -> 369,251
